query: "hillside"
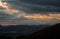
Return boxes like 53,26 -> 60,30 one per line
26,23 -> 60,39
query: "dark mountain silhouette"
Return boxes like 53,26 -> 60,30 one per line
0,25 -> 49,39
25,23 -> 60,39
0,23 -> 60,39
0,25 -> 48,35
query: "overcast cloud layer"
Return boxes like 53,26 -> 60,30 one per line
0,0 -> 60,25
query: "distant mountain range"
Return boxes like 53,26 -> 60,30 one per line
0,25 -> 49,36
0,23 -> 60,39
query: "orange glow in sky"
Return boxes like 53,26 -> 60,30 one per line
24,13 -> 60,20
1,24 -> 16,26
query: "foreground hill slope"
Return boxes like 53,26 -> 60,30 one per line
26,23 -> 60,39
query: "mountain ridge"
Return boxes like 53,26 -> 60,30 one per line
25,23 -> 60,39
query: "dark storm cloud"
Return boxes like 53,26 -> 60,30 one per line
20,0 -> 60,7
18,0 -> 60,13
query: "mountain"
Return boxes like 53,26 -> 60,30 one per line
0,23 -> 60,39
0,25 -> 49,37
26,23 -> 60,39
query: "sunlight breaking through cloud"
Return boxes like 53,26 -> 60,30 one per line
24,13 -> 60,21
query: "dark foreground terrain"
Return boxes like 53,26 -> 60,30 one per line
0,23 -> 60,39
25,23 -> 60,39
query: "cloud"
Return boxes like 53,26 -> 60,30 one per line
20,0 -> 60,7
0,12 -> 60,25
0,0 -> 60,25
24,13 -> 60,20
0,12 -> 15,20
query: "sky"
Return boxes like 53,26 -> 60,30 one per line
0,0 -> 60,25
